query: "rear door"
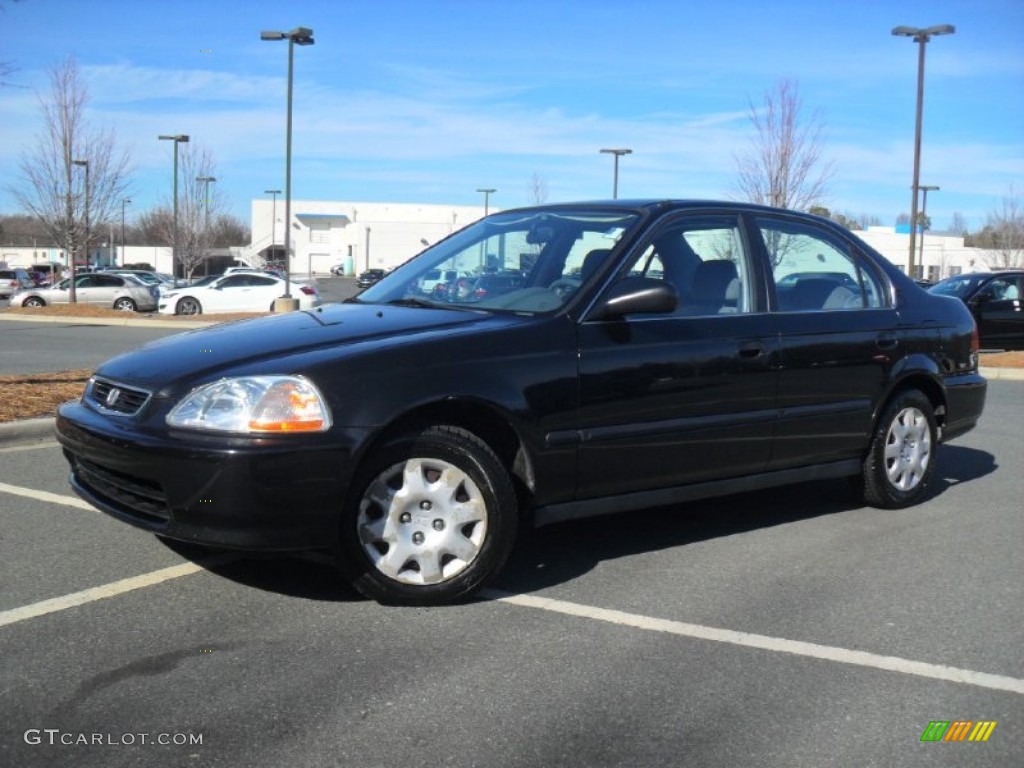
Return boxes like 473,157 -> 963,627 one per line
575,212 -> 778,498
753,214 -> 898,470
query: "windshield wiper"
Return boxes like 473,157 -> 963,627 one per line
384,297 -> 442,309
383,297 -> 483,312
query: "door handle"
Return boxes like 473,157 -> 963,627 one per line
738,341 -> 767,358
876,334 -> 898,350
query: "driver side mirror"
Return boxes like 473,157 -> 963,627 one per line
589,277 -> 678,320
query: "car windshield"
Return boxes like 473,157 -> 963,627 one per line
357,206 -> 642,313
928,274 -> 986,298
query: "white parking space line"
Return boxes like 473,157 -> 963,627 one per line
0,557 -> 233,629
0,481 -> 97,513
483,590 -> 1024,696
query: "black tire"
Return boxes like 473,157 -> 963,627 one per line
23,296 -> 45,308
340,425 -> 518,605
113,297 -> 137,312
176,297 -> 202,316
862,389 -> 937,509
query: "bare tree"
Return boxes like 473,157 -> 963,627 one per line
209,213 -> 250,247
527,172 -> 549,205
945,211 -> 968,238
146,143 -> 226,278
1,1 -> 22,88
733,77 -> 834,212
11,57 -> 130,299
975,187 -> 1024,269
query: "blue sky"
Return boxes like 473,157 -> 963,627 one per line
1,0 -> 1021,231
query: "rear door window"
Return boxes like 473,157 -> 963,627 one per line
756,218 -> 885,311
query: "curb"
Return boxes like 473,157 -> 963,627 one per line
979,366 -> 1024,381
0,417 -> 56,443
0,313 -> 213,330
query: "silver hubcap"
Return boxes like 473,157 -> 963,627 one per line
357,458 -> 488,585
883,406 -> 931,491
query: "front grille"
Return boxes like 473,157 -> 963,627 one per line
71,454 -> 171,523
88,378 -> 152,416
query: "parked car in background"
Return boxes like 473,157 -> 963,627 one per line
106,269 -> 183,294
330,263 -> 347,276
452,271 -> 527,302
417,268 -> 461,295
24,269 -> 50,287
158,272 -> 321,315
0,268 -> 33,298
56,200 -> 986,607
929,270 -> 1024,350
357,268 -> 387,288
9,272 -> 159,311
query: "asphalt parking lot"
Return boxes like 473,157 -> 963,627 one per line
0,361 -> 1021,766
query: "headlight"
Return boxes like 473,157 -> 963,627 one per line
166,375 -> 331,434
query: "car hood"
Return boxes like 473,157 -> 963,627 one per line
92,302 -> 511,395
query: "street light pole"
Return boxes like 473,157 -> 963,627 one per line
892,24 -> 955,278
476,188 -> 496,217
261,26 -> 314,308
599,148 -> 632,199
71,159 -> 89,303
917,184 -> 939,275
121,198 -> 131,267
264,189 -> 282,262
158,134 -> 190,278
197,175 -> 216,277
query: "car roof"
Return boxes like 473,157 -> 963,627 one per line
494,199 -> 822,216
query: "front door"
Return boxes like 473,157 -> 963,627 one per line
575,213 -> 778,499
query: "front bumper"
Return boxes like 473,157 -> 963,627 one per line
56,401 -> 370,551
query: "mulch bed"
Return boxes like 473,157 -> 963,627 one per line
0,369 -> 93,423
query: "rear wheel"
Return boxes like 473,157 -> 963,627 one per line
176,297 -> 202,315
341,425 -> 518,605
862,389 -> 937,508
113,297 -> 137,312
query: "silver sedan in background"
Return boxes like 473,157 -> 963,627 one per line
9,272 -> 160,312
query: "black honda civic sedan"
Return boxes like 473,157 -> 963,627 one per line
56,201 -> 987,605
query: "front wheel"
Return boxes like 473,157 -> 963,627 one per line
22,296 -> 46,308
862,389 -> 937,509
341,425 -> 518,605
176,297 -> 202,315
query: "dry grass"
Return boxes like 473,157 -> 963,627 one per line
0,369 -> 93,423
1,304 -> 266,322
981,350 -> 1024,367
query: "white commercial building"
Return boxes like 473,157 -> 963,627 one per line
235,199 -> 492,277
856,226 -> 996,282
